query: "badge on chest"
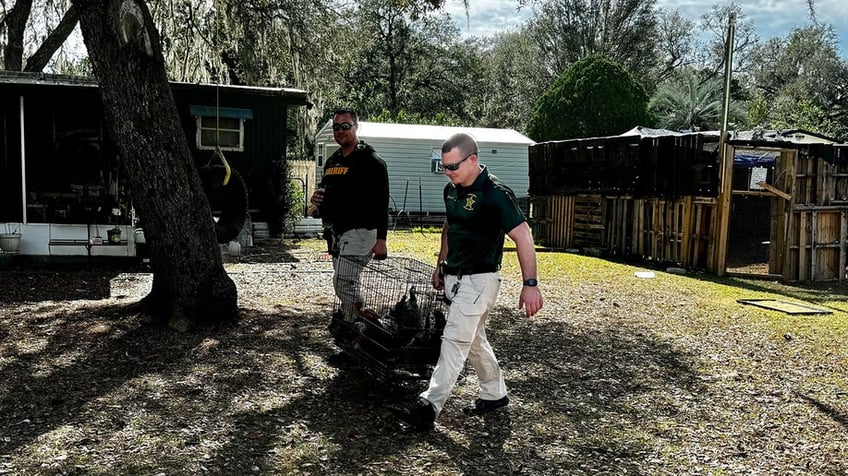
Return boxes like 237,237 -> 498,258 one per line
463,193 -> 477,211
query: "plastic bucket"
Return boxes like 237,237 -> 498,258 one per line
0,233 -> 22,252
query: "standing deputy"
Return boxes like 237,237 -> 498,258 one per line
393,132 -> 543,431
310,108 -> 389,365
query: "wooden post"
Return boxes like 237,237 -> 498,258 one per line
651,200 -> 664,260
783,150 -> 798,281
620,198 -> 628,253
664,200 -> 671,261
817,159 -> 827,204
567,195 -> 574,248
799,211 -> 808,281
682,196 -> 693,268
841,210 -> 847,282
811,210 -> 818,281
713,12 -> 736,275
714,143 -> 735,276
634,199 -> 644,255
807,155 -> 816,205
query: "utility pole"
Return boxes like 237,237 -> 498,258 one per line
715,11 -> 736,276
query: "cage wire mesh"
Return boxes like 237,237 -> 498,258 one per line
330,256 -> 447,381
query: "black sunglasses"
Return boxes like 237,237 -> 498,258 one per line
332,122 -> 354,131
442,152 -> 475,172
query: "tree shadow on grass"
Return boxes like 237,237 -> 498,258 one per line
0,266 -> 124,302
202,303 -> 711,475
796,392 -> 848,430
0,303 -> 207,455
0,301 -> 400,473
671,271 -> 848,314
461,306 -> 709,474
1,298 -> 709,475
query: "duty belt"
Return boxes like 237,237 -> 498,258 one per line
442,263 -> 500,277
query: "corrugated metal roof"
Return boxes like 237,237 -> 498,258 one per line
0,71 -> 308,100
619,126 -> 722,138
620,126 -> 685,137
616,126 -> 841,145
0,71 -> 97,88
170,81 -> 307,99
338,121 -> 535,145
730,129 -> 839,144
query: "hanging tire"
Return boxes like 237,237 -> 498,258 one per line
199,165 -> 248,244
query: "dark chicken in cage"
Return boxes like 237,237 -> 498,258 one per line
329,256 -> 448,381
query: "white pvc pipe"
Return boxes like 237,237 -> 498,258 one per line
19,95 -> 27,224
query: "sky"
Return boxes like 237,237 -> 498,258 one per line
445,0 -> 848,56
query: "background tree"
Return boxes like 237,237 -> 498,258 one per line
525,54 -> 651,142
750,96 -> 848,140
650,9 -> 696,85
694,4 -> 759,81
744,24 -> 848,139
649,68 -> 747,131
526,0 -> 659,83
149,0 -> 216,83
337,0 -> 482,125
1,0 -> 81,71
478,28 -> 548,132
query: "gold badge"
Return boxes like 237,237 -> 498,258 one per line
464,194 -> 477,211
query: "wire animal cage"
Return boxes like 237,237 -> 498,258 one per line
329,256 -> 447,381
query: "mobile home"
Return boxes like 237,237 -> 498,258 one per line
0,71 -> 308,259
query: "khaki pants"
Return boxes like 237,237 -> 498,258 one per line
331,228 -> 377,322
421,272 -> 505,415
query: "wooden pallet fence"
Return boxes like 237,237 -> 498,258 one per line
536,193 -> 719,269
632,197 -> 718,268
530,136 -> 848,282
572,194 -> 604,248
602,197 -> 631,257
532,195 -> 575,249
786,207 -> 848,281
776,148 -> 848,282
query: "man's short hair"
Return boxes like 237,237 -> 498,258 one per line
334,107 -> 359,124
442,132 -> 478,157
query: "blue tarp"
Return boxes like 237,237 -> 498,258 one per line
735,153 -> 776,166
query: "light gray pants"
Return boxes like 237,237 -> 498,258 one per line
421,272 -> 506,415
331,228 -> 377,322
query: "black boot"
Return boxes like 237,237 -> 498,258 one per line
392,398 -> 436,432
463,396 -> 509,416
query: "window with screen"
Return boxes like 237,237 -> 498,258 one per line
190,105 -> 252,152
197,116 -> 244,151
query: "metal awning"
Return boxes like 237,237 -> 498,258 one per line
189,105 -> 253,119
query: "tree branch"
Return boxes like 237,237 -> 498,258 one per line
24,5 -> 80,72
2,0 -> 33,71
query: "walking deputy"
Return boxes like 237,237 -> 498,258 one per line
393,132 -> 543,431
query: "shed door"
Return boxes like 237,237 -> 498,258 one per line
725,150 -> 778,276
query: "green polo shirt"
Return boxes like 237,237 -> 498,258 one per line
443,166 -> 526,270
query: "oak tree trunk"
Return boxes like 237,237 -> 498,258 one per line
2,0 -> 33,71
72,0 -> 238,329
